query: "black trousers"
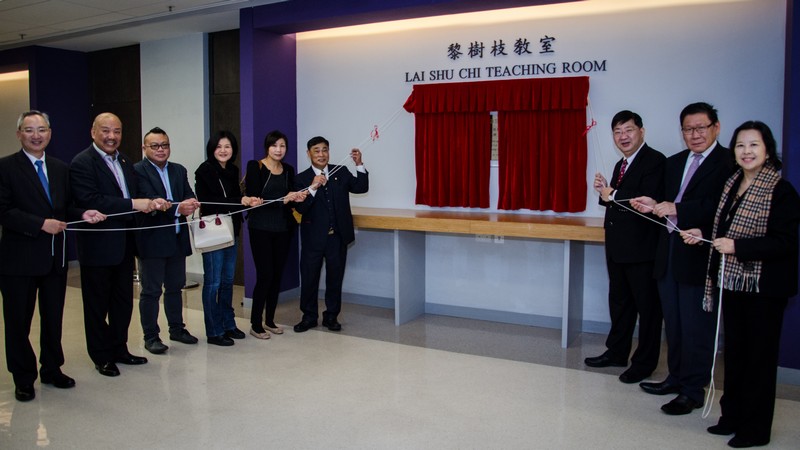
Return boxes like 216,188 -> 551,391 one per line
657,236 -> 718,403
249,228 -> 292,328
718,290 -> 786,443
604,257 -> 662,374
299,232 -> 346,323
80,246 -> 135,364
1,266 -> 67,386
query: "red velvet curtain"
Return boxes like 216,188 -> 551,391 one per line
498,110 -> 587,212
404,77 -> 589,211
413,112 -> 491,207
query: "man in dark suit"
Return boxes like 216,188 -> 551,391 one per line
70,112 -> 156,377
632,102 -> 734,415
133,127 -> 200,354
293,136 -> 369,332
585,110 -> 665,384
0,111 -> 105,401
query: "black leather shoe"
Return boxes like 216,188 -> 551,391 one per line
293,320 -> 318,333
618,368 -> 649,384
225,328 -> 246,340
727,435 -> 770,448
95,362 -> 120,377
322,319 -> 342,331
640,380 -> 681,395
14,385 -> 35,402
40,372 -> 76,389
145,338 -> 169,354
584,353 -> 627,368
169,329 -> 199,344
708,423 -> 736,436
208,335 -> 235,346
116,353 -> 148,365
661,394 -> 703,415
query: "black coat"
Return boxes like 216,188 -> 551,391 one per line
70,145 -> 139,267
600,144 -> 666,263
654,143 -> 735,284
294,165 -> 368,248
0,150 -> 84,275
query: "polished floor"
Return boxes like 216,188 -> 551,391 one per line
1,274 -> 799,449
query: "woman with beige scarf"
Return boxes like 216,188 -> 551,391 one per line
681,121 -> 800,448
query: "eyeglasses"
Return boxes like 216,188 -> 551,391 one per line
20,127 -> 50,135
681,123 -> 713,135
146,143 -> 171,150
613,128 -> 639,137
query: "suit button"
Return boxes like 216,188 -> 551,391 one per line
608,221 -> 613,226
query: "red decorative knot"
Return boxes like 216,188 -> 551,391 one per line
582,119 -> 597,137
199,220 -> 206,229
370,125 -> 380,141
214,216 -> 222,226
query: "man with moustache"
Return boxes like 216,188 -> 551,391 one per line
0,111 -> 105,401
293,136 -> 368,332
70,112 -> 160,377
585,110 -> 665,384
134,127 -> 200,354
632,102 -> 734,415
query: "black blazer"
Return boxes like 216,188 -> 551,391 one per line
133,159 -> 195,258
294,165 -> 368,249
600,144 -> 666,263
654,143 -> 735,284
0,150 -> 83,276
70,145 -> 139,267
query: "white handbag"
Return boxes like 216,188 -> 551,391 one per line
189,214 -> 234,253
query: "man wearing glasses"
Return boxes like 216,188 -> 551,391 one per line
134,127 -> 200,355
585,110 -> 665,385
631,102 -> 734,415
0,111 -> 105,401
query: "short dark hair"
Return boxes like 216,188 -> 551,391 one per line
17,110 -> 50,129
307,136 -> 329,150
144,126 -> 168,140
611,110 -> 643,129
680,102 -> 719,125
206,130 -> 239,162
264,130 -> 289,157
728,120 -> 782,170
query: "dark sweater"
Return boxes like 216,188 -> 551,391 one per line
194,159 -> 245,237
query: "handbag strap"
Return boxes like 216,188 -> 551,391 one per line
218,178 -> 227,197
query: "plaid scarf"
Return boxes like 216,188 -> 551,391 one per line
702,163 -> 781,312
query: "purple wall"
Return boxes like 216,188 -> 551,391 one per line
0,46 -> 89,261
240,9 -> 300,297
0,46 -> 89,163
780,1 -> 800,370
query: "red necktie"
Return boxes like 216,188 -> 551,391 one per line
616,159 -> 628,186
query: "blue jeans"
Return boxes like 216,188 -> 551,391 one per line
201,241 -> 237,337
